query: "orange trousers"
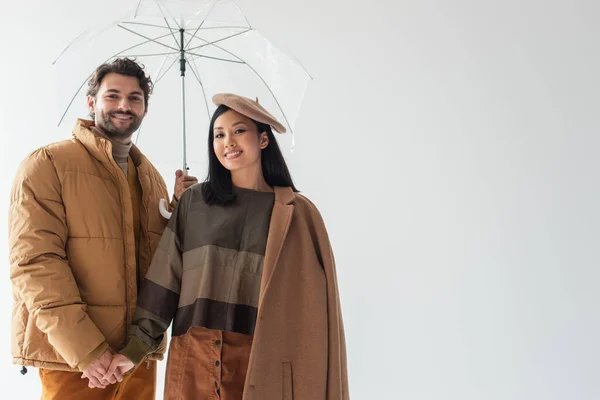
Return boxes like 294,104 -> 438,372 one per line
38,360 -> 156,400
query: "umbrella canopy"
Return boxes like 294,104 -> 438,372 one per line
53,0 -> 312,176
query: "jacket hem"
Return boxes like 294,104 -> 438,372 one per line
12,351 -> 164,373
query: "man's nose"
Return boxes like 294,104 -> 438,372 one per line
118,98 -> 132,111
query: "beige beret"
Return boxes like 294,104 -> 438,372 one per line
212,93 -> 287,133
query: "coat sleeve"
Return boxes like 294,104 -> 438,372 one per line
304,198 -> 350,400
120,187 -> 189,365
8,148 -> 108,370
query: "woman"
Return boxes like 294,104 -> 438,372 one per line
101,93 -> 349,400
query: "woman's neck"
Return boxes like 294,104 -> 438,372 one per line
231,165 -> 273,192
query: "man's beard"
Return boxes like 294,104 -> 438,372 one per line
96,110 -> 143,140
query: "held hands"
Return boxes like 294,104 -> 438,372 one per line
84,352 -> 134,389
174,169 -> 198,200
81,350 -> 117,389
103,354 -> 135,384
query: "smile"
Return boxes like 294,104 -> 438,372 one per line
111,114 -> 133,121
225,151 -> 242,159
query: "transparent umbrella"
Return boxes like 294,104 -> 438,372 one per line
53,0 -> 312,216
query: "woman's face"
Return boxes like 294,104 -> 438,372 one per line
213,109 -> 269,172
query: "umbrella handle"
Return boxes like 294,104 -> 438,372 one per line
159,198 -> 172,219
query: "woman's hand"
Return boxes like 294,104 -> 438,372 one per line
95,354 -> 135,387
81,349 -> 113,389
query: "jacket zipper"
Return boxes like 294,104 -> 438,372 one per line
104,146 -> 132,329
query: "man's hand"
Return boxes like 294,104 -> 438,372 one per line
102,354 -> 135,384
81,350 -> 114,389
174,169 -> 198,201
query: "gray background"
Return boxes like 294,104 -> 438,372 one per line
1,0 -> 598,399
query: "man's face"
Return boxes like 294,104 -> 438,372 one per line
87,73 -> 147,142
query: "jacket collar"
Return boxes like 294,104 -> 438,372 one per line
72,119 -> 111,164
72,119 -> 145,167
274,186 -> 295,205
129,143 -> 145,168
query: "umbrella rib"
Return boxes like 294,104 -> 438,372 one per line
58,27 -> 178,127
133,122 -> 145,145
162,18 -> 181,47
155,0 -> 182,31
186,28 -> 251,52
119,51 -> 180,57
191,25 -> 250,31
288,52 -> 314,80
58,44 -> 173,127
184,16 -> 205,49
101,31 -> 174,63
134,0 -> 143,18
152,34 -> 180,83
58,48 -> 143,126
52,29 -> 91,65
231,0 -> 253,28
244,63 -> 294,135
151,0 -> 182,47
202,41 -> 295,134
187,57 -> 211,120
185,23 -> 206,51
185,52 -> 244,64
121,21 -> 178,30
183,36 -> 295,131
157,31 -> 182,75
57,71 -> 95,126
154,55 -> 176,82
134,49 -> 177,144
183,0 -> 220,48
154,56 -> 180,84
117,24 -> 179,51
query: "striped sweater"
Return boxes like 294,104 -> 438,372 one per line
121,184 -> 274,364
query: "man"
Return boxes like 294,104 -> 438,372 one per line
8,58 -> 198,399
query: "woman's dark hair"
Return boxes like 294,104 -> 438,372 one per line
202,105 -> 298,205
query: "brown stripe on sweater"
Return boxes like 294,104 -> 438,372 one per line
137,278 -> 180,322
172,298 -> 258,337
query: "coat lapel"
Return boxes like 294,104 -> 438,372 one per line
258,186 -> 295,313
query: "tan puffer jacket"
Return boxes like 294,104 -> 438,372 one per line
9,119 -> 170,372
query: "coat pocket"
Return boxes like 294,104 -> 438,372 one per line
282,362 -> 294,400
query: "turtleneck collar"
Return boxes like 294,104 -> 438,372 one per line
90,126 -> 133,176
90,126 -> 133,158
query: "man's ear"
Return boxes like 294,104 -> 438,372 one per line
259,132 -> 269,149
86,95 -> 95,114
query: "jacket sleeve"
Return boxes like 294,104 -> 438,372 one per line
305,198 -> 350,400
120,188 -> 189,365
8,148 -> 108,370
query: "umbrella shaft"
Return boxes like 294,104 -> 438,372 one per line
181,75 -> 188,173
179,29 -> 186,77
179,28 -> 188,173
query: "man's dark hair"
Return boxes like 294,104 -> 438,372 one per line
86,58 -> 153,118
